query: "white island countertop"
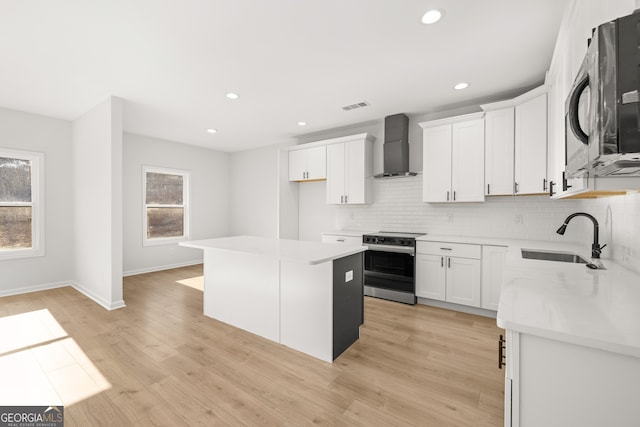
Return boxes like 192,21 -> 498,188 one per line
418,234 -> 640,358
180,235 -> 367,265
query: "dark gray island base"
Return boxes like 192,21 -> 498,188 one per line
332,252 -> 364,360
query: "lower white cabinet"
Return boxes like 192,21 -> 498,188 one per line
416,242 -> 481,307
481,245 -> 507,310
321,233 -> 363,246
503,330 -> 640,427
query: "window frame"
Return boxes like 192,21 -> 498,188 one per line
142,165 -> 190,247
0,148 -> 45,261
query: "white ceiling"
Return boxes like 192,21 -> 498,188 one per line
0,0 -> 569,152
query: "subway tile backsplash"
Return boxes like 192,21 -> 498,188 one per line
326,175 -> 640,274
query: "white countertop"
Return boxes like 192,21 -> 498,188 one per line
180,236 -> 367,265
418,234 -> 640,358
321,230 -> 375,237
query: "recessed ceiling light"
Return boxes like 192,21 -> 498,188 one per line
454,82 -> 469,90
207,128 -> 217,134
421,9 -> 444,25
226,93 -> 239,99
297,121 -> 307,126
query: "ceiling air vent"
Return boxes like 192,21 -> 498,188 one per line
342,101 -> 370,111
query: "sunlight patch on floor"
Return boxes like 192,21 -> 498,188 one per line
176,275 -> 204,291
0,309 -> 111,406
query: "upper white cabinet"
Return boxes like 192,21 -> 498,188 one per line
288,146 -> 326,182
514,90 -> 548,195
326,134 -> 373,205
484,105 -> 515,196
482,86 -> 548,196
420,113 -> 485,203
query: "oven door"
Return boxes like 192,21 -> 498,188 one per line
363,249 -> 415,295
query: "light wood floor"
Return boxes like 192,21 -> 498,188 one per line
0,265 -> 504,426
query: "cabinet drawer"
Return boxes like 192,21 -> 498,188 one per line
417,241 -> 481,259
322,234 -> 363,246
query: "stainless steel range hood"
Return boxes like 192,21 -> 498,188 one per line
374,113 -> 418,178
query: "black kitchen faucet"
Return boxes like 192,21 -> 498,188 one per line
556,212 -> 607,258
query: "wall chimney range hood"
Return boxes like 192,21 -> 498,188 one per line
374,113 -> 418,178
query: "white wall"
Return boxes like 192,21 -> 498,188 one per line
0,107 -> 74,295
576,193 -> 640,274
230,145 -> 281,237
123,133 -> 230,274
72,97 -> 124,310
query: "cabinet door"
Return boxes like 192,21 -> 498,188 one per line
485,108 -> 515,196
481,246 -> 507,311
515,94 -> 547,195
306,146 -> 327,180
289,149 -> 308,181
415,254 -> 446,301
326,143 -> 346,204
345,140 -> 366,204
446,257 -> 481,307
452,119 -> 485,202
423,125 -> 452,202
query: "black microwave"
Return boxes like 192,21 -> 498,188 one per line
565,10 -> 640,177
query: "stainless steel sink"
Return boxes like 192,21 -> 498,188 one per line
521,249 -> 589,264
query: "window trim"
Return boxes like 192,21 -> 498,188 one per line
0,148 -> 45,261
142,165 -> 190,247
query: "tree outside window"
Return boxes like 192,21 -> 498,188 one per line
143,166 -> 189,246
0,149 -> 44,260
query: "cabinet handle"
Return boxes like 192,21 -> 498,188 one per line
487,183 -> 490,195
543,178 -> 547,191
440,247 -> 452,251
549,180 -> 555,197
441,256 -> 443,267
448,258 -> 451,268
345,195 -> 348,203
340,195 -> 344,203
514,182 -> 519,194
336,239 -> 345,242
453,191 -> 456,201
498,334 -> 506,369
562,171 -> 572,191
446,191 -> 450,201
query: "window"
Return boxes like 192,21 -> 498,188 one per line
142,166 -> 189,246
0,149 -> 44,260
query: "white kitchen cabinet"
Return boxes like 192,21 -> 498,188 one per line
321,233 -> 362,246
288,146 -> 326,182
326,135 -> 373,205
416,242 -> 481,307
483,106 -> 515,196
481,86 -> 548,196
415,254 -> 446,300
503,330 -> 640,427
481,245 -> 507,311
420,113 -> 485,203
514,90 -> 548,195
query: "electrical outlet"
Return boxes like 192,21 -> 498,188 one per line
345,270 -> 353,282
515,214 -> 523,224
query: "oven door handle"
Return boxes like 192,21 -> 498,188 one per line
365,245 -> 415,255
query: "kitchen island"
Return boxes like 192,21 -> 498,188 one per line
179,236 -> 367,362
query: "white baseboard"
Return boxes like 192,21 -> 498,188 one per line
70,281 -> 127,311
123,260 -> 203,277
416,297 -> 497,319
0,281 -> 70,298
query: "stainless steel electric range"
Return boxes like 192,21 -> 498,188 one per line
362,231 -> 426,305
